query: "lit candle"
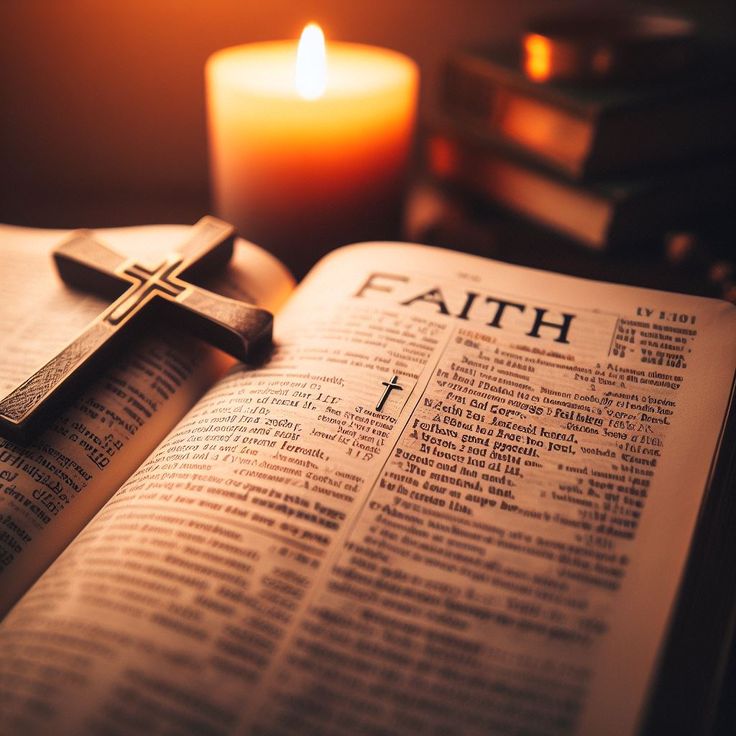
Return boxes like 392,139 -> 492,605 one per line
206,24 -> 419,275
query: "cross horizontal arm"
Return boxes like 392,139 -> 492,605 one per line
53,232 -> 130,296
166,287 -> 273,362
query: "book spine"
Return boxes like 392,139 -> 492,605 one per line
425,131 -> 613,250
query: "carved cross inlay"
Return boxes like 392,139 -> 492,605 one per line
0,216 -> 273,440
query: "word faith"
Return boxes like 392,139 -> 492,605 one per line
355,272 -> 576,344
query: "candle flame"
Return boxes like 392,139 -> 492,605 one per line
295,23 -> 327,100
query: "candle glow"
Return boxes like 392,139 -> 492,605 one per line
524,34 -> 552,82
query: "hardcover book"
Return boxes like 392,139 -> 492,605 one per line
442,45 -> 736,180
0,222 -> 735,735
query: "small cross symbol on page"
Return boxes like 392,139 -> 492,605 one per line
376,375 -> 403,412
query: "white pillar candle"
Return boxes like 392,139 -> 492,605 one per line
206,24 -> 419,275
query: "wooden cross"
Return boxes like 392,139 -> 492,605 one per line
0,216 -> 273,441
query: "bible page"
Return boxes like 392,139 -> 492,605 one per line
1,242 -> 734,736
0,224 -> 293,615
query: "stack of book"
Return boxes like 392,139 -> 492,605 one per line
427,45 -> 735,251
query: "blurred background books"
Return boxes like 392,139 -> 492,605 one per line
410,14 -> 735,302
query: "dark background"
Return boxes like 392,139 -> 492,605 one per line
1,0 -> 733,228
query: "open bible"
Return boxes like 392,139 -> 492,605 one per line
1,223 -> 735,735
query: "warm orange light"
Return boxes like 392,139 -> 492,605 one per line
295,23 -> 327,100
524,34 -> 552,82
